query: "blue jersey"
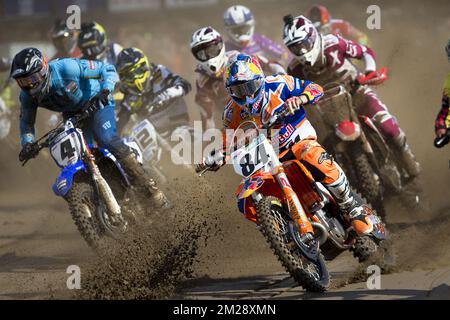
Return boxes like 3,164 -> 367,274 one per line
19,58 -> 118,145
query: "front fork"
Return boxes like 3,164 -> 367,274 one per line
251,165 -> 314,236
82,141 -> 123,221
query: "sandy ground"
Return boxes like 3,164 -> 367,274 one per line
0,0 -> 450,300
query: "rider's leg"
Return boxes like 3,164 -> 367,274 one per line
355,88 -> 421,178
290,137 -> 374,236
91,104 -> 171,209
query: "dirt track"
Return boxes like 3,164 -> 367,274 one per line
1,0 -> 450,300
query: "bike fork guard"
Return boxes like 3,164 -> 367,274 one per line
275,167 -> 314,235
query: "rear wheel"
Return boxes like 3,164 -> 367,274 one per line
256,196 -> 330,292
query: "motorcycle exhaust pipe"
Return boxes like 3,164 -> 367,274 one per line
311,222 -> 328,246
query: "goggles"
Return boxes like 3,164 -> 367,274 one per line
227,77 -> 263,99
192,39 -> 223,62
16,66 -> 47,91
288,31 -> 317,56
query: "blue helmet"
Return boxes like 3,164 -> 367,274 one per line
225,53 -> 265,113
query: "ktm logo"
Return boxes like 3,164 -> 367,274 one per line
318,152 -> 332,164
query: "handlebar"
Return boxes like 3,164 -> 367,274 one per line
20,99 -> 101,166
434,130 -> 450,148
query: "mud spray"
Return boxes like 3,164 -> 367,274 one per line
76,172 -> 224,299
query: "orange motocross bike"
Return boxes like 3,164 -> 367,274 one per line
197,108 -> 388,292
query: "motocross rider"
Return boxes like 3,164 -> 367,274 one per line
115,47 -> 192,136
77,21 -> 123,66
49,19 -> 82,61
434,39 -> 450,141
10,48 -> 171,210
282,15 -> 421,191
305,4 -> 369,46
223,5 -> 290,74
190,27 -> 239,130
197,53 -> 375,237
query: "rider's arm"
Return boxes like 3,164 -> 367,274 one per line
339,35 -> 376,73
435,77 -> 450,134
282,75 -> 324,104
78,59 -> 119,93
157,64 -> 192,98
19,91 -> 38,145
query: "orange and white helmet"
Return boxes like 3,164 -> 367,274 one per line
190,27 -> 227,77
283,15 -> 322,66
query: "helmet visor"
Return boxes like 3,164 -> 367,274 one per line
288,31 -> 317,56
16,67 -> 46,91
192,39 -> 223,62
227,78 -> 263,99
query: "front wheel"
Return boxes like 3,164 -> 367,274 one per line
256,196 -> 330,292
349,144 -> 385,218
65,180 -> 105,249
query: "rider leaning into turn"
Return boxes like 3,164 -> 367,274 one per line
115,47 -> 192,135
198,53 -> 375,237
434,39 -> 450,140
10,48 -> 170,209
282,15 -> 421,188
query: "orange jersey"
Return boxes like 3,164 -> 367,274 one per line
221,74 -> 323,151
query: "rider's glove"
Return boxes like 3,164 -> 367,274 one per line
19,142 -> 39,162
195,153 -> 224,173
357,68 -> 387,86
154,86 -> 183,106
285,95 -> 309,115
92,89 -> 111,107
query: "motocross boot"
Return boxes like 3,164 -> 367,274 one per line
390,133 -> 421,179
324,165 -> 374,236
120,153 -> 172,210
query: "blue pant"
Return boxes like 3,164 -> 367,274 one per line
65,103 -> 130,159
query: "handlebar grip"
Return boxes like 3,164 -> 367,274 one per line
434,135 -> 450,148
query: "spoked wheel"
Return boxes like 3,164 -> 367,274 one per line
257,196 -> 330,292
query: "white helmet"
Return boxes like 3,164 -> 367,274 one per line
190,27 -> 227,77
223,5 -> 255,47
282,15 -> 322,66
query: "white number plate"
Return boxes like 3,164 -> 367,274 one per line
131,120 -> 158,162
50,130 -> 82,168
231,135 -> 274,177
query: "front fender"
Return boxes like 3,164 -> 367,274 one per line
235,172 -> 275,200
52,160 -> 86,197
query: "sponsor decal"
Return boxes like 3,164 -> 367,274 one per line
318,151 -> 332,164
278,124 -> 295,144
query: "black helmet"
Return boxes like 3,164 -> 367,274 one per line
50,18 -> 77,54
78,21 -> 107,60
116,47 -> 151,93
10,48 -> 50,97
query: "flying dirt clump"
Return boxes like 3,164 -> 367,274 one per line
76,175 -> 221,299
